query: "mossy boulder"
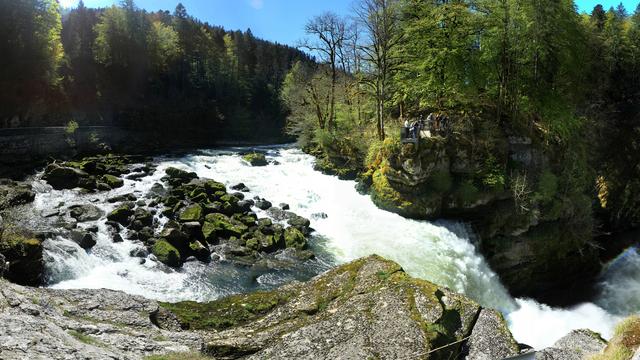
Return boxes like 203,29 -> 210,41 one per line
165,167 -> 198,181
152,240 -> 182,267
179,204 -> 203,222
0,232 -> 43,286
284,227 -> 306,250
204,180 -> 227,194
43,164 -> 88,190
202,213 -> 247,241
106,204 -> 134,225
101,174 -> 124,189
242,153 -> 268,166
158,255 -> 502,359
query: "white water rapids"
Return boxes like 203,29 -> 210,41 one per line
25,146 -> 639,349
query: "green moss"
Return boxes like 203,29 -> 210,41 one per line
204,180 -> 226,194
202,213 -> 247,240
242,153 -> 268,166
152,240 -> 182,267
284,227 -> 306,249
106,205 -> 134,224
144,352 -> 212,360
0,233 -> 41,256
536,169 -> 558,204
159,289 -> 293,331
101,174 -> 124,188
179,204 -> 203,222
68,330 -> 103,347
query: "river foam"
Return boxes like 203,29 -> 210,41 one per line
31,146 -> 639,349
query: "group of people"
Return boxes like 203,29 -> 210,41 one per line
403,113 -> 450,139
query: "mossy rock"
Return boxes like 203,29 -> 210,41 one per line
204,180 -> 227,194
0,232 -> 43,286
159,289 -> 294,331
106,205 -> 134,224
284,227 -> 306,250
202,213 -> 247,241
179,204 -> 203,222
101,174 -> 124,189
165,167 -> 198,180
152,240 -> 182,267
242,153 -> 268,166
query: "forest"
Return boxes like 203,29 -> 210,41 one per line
0,0 -> 312,140
283,0 -> 640,238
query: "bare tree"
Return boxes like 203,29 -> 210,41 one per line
299,12 -> 349,131
354,0 -> 402,140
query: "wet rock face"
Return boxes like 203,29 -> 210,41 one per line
466,309 -> 519,360
534,329 -> 607,359
0,279 -> 203,359
0,180 -> 35,209
159,255 -> 511,360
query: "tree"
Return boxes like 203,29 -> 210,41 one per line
300,12 -> 349,131
354,0 -> 402,140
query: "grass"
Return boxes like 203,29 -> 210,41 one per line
68,330 -> 103,347
590,316 -> 640,360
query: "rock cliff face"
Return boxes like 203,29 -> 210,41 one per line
365,134 -> 600,304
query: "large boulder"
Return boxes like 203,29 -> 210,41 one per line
202,213 -> 247,241
0,181 -> 35,209
284,227 -> 306,250
160,255 -> 497,359
152,239 -> 182,268
535,329 -> 607,359
242,153 -> 268,166
68,204 -> 105,222
101,174 -> 124,189
106,204 -> 134,225
179,204 -> 203,222
70,230 -> 97,250
43,164 -> 88,190
466,309 -> 519,360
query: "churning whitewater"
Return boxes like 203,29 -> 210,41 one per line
27,146 -> 637,349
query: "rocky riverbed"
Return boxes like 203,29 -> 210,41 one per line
0,256 -> 620,360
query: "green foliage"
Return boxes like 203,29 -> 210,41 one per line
65,120 -> 79,134
477,155 -> 505,191
454,181 -> 479,206
536,170 -> 558,204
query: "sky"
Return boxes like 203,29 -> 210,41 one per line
59,0 -> 639,46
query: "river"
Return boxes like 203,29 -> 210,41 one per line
24,146 -> 639,350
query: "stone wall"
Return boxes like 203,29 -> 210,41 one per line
0,126 -> 150,165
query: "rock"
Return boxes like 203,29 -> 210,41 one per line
101,174 -> 124,189
0,279 -> 203,359
106,204 -> 134,225
157,256 -> 484,359
231,183 -> 250,192
466,309 -> 519,360
535,329 -> 606,359
279,203 -> 290,210
138,227 -> 154,243
182,222 -> 203,239
242,153 -> 268,166
0,253 -> 6,278
112,233 -> 124,243
43,164 -> 88,190
204,179 -> 227,194
0,182 -> 35,208
107,193 -> 137,203
129,247 -> 148,258
68,204 -> 105,222
0,232 -> 43,286
96,182 -> 111,191
311,212 -> 328,220
237,200 -> 253,212
202,213 -> 248,241
255,199 -> 272,210
165,167 -> 198,185
179,204 -> 203,222
188,240 -> 210,262
70,231 -> 97,250
284,227 -> 306,250
152,240 -> 182,267
133,208 -> 153,227
149,183 -> 166,196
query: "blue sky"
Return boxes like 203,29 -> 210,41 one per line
59,0 -> 639,46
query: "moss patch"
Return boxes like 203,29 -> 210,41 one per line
159,289 -> 294,331
152,240 -> 182,267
